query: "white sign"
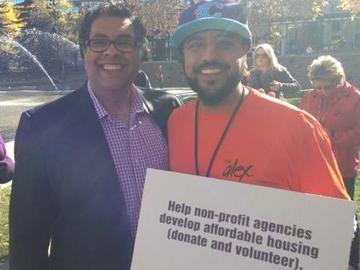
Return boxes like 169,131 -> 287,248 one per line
132,169 -> 355,270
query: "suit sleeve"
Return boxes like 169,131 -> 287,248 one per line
9,112 -> 54,270
290,112 -> 350,200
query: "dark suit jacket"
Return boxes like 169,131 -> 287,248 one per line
9,85 -> 181,270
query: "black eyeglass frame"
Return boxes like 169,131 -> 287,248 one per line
86,37 -> 143,53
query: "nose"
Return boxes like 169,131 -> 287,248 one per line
199,44 -> 218,62
104,42 -> 121,55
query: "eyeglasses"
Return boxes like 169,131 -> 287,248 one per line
310,79 -> 337,91
87,37 -> 141,53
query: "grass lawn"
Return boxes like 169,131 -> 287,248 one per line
0,186 -> 10,260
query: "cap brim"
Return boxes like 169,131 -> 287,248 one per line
172,17 -> 252,47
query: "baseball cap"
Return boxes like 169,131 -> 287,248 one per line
172,0 -> 252,47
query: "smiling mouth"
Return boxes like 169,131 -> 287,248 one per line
102,64 -> 123,71
199,67 -> 222,75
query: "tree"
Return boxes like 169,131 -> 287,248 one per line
107,0 -> 186,38
0,3 -> 26,73
125,0 -> 330,45
16,0 -> 35,25
135,0 -> 186,38
340,0 -> 360,15
13,0 -> 80,77
52,0 -> 80,43
18,0 -> 56,32
247,0 -> 328,45
0,2 -> 24,39
18,0 -> 79,42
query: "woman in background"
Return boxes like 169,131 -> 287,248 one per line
301,55 -> 360,270
0,132 -> 14,183
249,43 -> 300,98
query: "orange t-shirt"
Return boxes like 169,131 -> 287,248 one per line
168,89 -> 349,200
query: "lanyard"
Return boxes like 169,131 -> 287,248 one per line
194,89 -> 245,177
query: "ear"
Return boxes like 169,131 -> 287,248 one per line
80,48 -> 85,59
138,41 -> 150,62
178,54 -> 184,64
240,45 -> 250,59
177,45 -> 185,64
80,42 -> 87,59
237,55 -> 247,68
139,48 -> 147,62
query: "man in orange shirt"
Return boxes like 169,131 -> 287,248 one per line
168,2 -> 353,267
168,0 -> 349,199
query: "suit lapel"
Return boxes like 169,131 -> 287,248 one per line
63,85 -> 128,208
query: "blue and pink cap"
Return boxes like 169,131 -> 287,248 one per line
172,0 -> 252,47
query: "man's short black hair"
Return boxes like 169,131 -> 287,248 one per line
78,3 -> 149,61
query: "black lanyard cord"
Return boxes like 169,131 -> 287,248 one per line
194,88 -> 246,177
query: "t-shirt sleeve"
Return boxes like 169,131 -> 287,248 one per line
289,112 -> 350,200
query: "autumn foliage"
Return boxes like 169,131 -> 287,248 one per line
340,0 -> 360,15
0,0 -> 359,43
0,2 -> 24,38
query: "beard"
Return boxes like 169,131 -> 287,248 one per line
185,61 -> 241,106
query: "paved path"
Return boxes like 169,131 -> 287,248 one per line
0,90 -> 67,107
0,98 -> 46,107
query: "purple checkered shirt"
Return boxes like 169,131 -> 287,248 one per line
88,83 -> 168,237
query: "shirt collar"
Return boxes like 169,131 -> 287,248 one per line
88,81 -> 146,120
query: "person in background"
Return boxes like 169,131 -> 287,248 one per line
301,55 -> 360,270
306,45 -> 313,54
0,132 -> 14,183
155,64 -> 165,88
133,43 -> 152,89
9,3 -> 180,270
249,43 -> 301,98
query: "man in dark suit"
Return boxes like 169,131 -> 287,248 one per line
9,4 -> 180,270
